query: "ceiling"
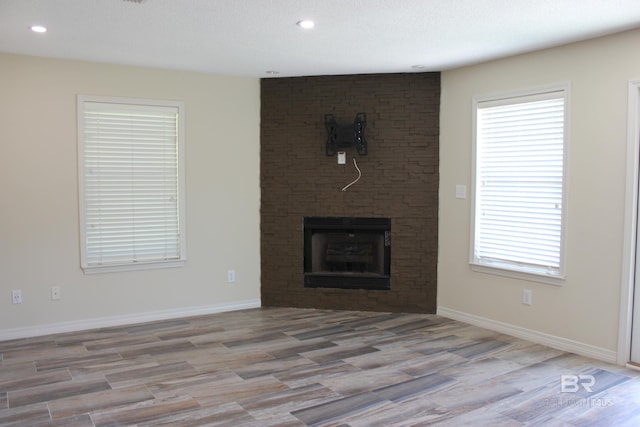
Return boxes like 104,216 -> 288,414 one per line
1,0 -> 640,78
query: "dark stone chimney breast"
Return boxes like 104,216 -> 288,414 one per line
260,73 -> 439,313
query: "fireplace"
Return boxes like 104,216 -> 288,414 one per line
261,73 -> 439,312
304,217 -> 391,290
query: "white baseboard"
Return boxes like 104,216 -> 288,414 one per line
0,299 -> 261,341
437,306 -> 618,364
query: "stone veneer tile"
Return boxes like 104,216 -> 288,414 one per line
261,73 -> 440,313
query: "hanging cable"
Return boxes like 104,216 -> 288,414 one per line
341,158 -> 362,191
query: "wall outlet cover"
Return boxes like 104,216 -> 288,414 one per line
337,152 -> 346,165
227,270 -> 236,283
12,290 -> 22,304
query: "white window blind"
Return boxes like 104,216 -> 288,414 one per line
78,96 -> 185,273
472,87 -> 567,282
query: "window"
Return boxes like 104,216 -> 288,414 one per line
78,95 -> 186,273
471,85 -> 568,284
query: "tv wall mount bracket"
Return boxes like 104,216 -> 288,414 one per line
324,112 -> 367,156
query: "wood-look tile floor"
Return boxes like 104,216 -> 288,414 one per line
1,307 -> 639,426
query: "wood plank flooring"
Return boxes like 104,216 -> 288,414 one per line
1,307 -> 639,426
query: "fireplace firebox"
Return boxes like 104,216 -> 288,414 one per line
304,217 -> 391,290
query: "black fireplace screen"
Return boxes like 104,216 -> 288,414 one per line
304,217 -> 390,290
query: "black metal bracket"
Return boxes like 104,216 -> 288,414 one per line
324,112 -> 367,156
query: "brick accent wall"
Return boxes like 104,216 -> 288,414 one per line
260,73 -> 440,313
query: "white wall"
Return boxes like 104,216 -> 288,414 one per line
439,28 -> 640,362
0,54 -> 261,337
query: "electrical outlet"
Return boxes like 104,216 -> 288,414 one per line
51,286 -> 61,301
227,270 -> 236,283
522,289 -> 532,306
12,290 -> 22,304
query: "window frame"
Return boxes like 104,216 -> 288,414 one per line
77,95 -> 186,274
470,83 -> 570,285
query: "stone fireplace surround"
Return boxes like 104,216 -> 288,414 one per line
260,73 -> 440,313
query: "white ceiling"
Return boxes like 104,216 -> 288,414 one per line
1,0 -> 640,78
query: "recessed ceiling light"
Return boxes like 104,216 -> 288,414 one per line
30,25 -> 47,33
265,70 -> 280,76
297,20 -> 315,30
411,65 -> 427,70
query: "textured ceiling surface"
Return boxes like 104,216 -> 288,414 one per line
1,0 -> 640,77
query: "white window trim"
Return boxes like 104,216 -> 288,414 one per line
77,95 -> 186,274
469,83 -> 570,286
